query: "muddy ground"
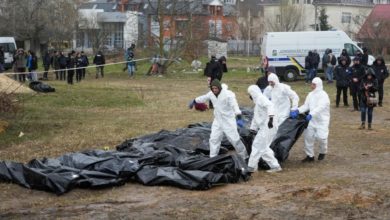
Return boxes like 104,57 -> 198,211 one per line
0,77 -> 389,220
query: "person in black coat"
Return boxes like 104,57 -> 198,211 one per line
361,47 -> 369,67
334,57 -> 351,107
58,51 -> 67,81
338,49 -> 351,66
67,51 -> 76,85
349,57 -> 366,111
80,51 -> 89,79
204,55 -> 223,84
372,56 -> 389,107
218,56 -> 228,73
42,51 -> 51,80
75,52 -> 83,83
312,49 -> 320,78
359,68 -> 378,130
93,51 -> 105,78
0,46 -> 4,73
305,51 -> 314,83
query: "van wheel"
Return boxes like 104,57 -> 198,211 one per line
283,68 -> 298,82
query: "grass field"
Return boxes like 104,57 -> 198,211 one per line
0,56 -> 389,219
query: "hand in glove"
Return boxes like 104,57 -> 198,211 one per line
249,129 -> 257,136
188,100 -> 196,109
236,115 -> 244,128
268,117 -> 274,129
305,114 -> 312,121
289,110 -> 299,119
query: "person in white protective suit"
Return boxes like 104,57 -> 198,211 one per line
291,77 -> 330,162
247,85 -> 282,173
188,79 -> 248,161
263,73 -> 299,127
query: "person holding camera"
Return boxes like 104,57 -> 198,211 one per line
359,68 -> 378,130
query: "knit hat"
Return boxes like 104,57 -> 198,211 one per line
210,79 -> 222,90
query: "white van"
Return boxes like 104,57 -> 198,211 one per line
261,31 -> 375,81
0,37 -> 17,70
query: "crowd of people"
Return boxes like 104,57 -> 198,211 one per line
8,49 -> 110,85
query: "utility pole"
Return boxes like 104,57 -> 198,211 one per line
314,0 -> 318,31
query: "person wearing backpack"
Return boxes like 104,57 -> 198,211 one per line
359,68 -> 378,130
334,56 -> 350,107
323,49 -> 336,84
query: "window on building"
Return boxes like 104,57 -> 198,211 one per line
102,23 -> 124,48
209,19 -> 222,38
304,0 -> 311,4
341,12 -> 352,23
291,0 -> 300,4
276,15 -> 281,23
224,0 -> 236,4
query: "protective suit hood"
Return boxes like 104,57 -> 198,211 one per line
267,73 -> 280,85
312,77 -> 323,92
247,85 -> 261,101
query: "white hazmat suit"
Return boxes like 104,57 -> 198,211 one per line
195,83 -> 248,161
298,77 -> 330,158
247,85 -> 280,170
264,73 -> 299,127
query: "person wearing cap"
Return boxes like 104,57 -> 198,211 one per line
359,68 -> 378,130
264,73 -> 299,127
247,85 -> 281,173
296,77 -> 330,162
372,56 -> 389,107
188,79 -> 248,161
334,56 -> 350,108
349,56 -> 366,111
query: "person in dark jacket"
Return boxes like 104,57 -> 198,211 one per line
338,49 -> 351,66
204,55 -> 223,84
0,46 -> 4,73
361,47 -> 369,67
256,66 -> 276,92
52,51 -> 60,80
93,51 -> 105,78
334,57 -> 350,107
359,68 -> 378,130
75,52 -> 83,82
312,49 -> 320,78
42,51 -> 51,80
372,56 -> 389,107
305,51 -> 313,83
349,57 -> 366,111
218,56 -> 228,73
58,51 -> 67,81
80,51 -> 89,79
67,51 -> 76,85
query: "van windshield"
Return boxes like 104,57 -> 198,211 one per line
344,43 -> 360,56
0,43 -> 16,53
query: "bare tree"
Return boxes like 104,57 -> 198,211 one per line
267,0 -> 304,32
146,0 -> 207,74
0,0 -> 78,53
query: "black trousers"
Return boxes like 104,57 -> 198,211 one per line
378,83 -> 384,105
336,86 -> 348,106
67,70 -> 74,84
82,68 -> 86,79
76,69 -> 82,82
350,83 -> 361,110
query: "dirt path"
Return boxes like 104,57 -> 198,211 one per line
1,79 -> 389,219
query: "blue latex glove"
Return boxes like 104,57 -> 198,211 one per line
188,100 -> 196,109
236,119 -> 245,128
305,114 -> 312,121
290,110 -> 299,119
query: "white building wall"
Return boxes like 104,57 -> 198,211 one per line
208,40 -> 227,58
